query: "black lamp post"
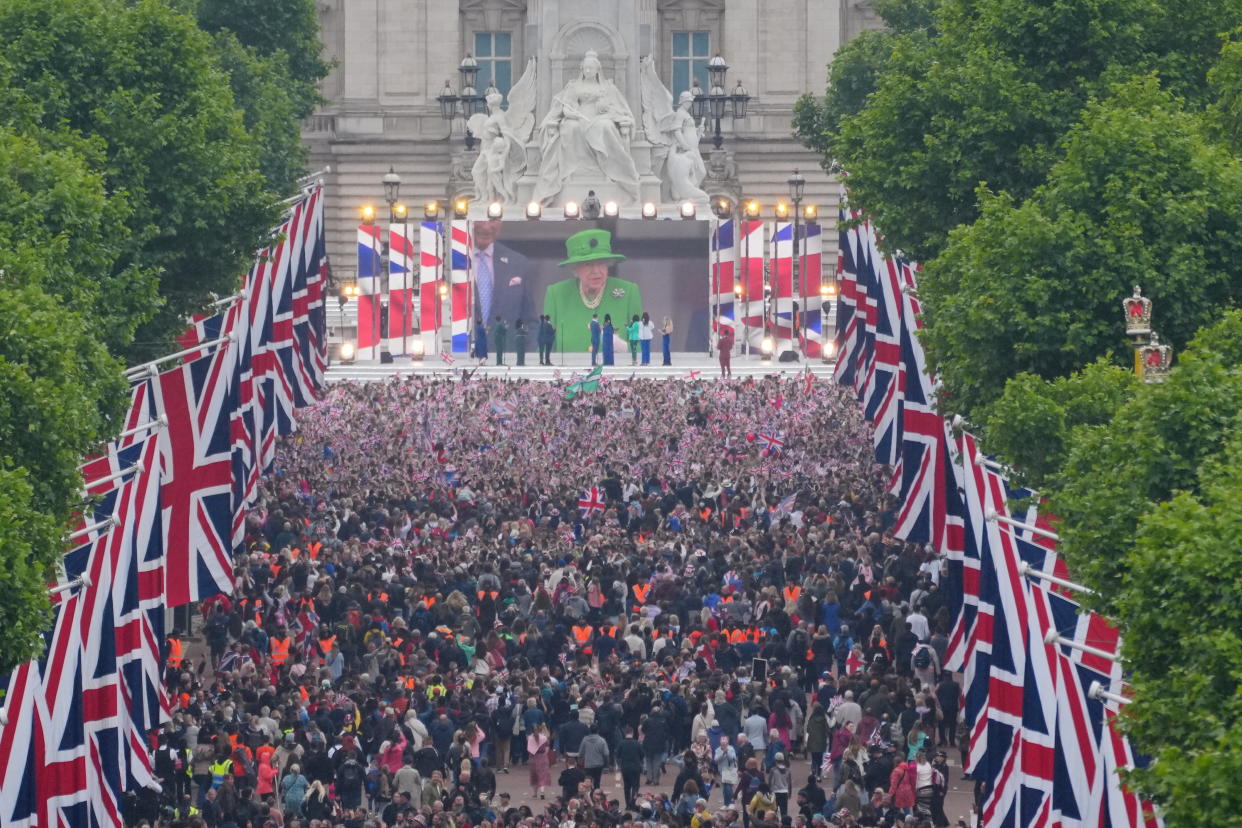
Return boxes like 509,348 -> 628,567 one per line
435,55 -> 486,150
788,169 -> 805,355
694,54 -> 751,150
382,167 -> 402,222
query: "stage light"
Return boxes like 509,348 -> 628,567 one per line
821,283 -> 836,298
393,203 -> 408,219
409,339 -> 425,359
438,281 -> 449,298
424,201 -> 441,219
713,198 -> 733,219
526,201 -> 542,219
453,198 -> 469,218
760,336 -> 775,356
680,201 -> 697,219
775,202 -> 790,219
641,202 -> 658,219
733,284 -> 743,297
340,342 -> 356,362
803,204 -> 818,220
360,205 -> 376,222
743,200 -> 760,219
341,284 -> 360,300
603,200 -> 619,217
487,201 -> 504,219
564,200 -> 580,218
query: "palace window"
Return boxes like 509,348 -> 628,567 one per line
474,32 -> 513,96
671,31 -> 711,100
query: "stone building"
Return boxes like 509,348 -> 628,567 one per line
305,0 -> 879,280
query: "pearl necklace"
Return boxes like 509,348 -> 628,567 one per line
579,283 -> 604,309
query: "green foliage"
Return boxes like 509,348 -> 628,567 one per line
1207,30 -> 1242,152
1052,310 -> 1242,610
0,280 -> 128,672
1114,427 -> 1242,826
211,31 -> 310,195
979,360 -> 1137,487
0,0 -> 279,359
194,0 -> 329,112
918,77 -> 1242,413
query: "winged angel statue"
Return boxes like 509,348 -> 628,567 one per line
467,57 -> 537,205
640,55 -> 708,203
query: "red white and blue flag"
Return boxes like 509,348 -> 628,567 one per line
578,487 -> 606,519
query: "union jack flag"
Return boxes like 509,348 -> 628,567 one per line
578,487 -> 606,519
155,345 -> 238,607
754,431 -> 785,452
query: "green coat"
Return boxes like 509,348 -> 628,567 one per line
805,712 -> 830,753
542,276 -> 642,352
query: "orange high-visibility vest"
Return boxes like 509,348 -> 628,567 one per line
270,637 -> 291,665
478,590 -> 499,601
421,596 -> 437,609
572,625 -> 593,644
167,638 -> 184,668
632,584 -> 651,604
403,676 -> 418,690
599,625 -> 617,637
729,629 -> 747,644
748,628 -> 762,642
307,541 -> 322,559
782,586 -> 801,604
299,685 -> 310,703
319,636 -> 336,655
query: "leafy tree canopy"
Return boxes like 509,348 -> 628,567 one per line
918,76 -> 1242,413
0,0 -> 279,359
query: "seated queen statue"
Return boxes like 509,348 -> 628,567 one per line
532,50 -> 641,205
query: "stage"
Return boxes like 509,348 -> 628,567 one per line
325,351 -> 837,383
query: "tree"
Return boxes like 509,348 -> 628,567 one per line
0,0 -> 279,358
194,0 -> 330,111
798,0 -> 1241,261
978,360 -> 1137,488
1115,428 -> 1242,826
1051,310 -> 1242,611
918,77 -> 1242,415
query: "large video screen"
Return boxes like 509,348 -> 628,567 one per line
469,218 -> 711,353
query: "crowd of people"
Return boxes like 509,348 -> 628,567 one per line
130,374 -> 968,828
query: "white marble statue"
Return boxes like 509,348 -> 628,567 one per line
532,50 -> 641,205
640,55 -> 708,203
467,57 -> 537,205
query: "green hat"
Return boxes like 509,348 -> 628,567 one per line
558,229 -> 626,267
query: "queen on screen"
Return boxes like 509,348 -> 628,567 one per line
543,228 -> 642,352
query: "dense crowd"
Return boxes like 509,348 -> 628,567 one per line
130,375 -> 967,828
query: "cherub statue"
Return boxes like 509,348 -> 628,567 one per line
467,57 -> 537,205
640,55 -> 708,203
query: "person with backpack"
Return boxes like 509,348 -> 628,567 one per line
832,625 -> 854,677
335,754 -> 366,810
911,641 -> 940,690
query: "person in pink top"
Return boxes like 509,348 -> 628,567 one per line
379,732 -> 408,775
256,752 -> 278,801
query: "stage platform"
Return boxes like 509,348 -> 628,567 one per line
325,351 -> 837,384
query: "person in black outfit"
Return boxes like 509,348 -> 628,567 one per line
615,727 -> 644,808
935,674 -> 961,746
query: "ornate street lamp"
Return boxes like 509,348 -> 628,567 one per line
693,54 -> 752,150
435,55 -> 486,149
382,167 -> 402,221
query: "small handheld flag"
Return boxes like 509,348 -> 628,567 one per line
565,365 -> 604,400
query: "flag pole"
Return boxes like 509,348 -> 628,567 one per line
124,332 -> 234,379
1017,561 -> 1094,595
985,508 -> 1060,543
1088,681 -> 1131,706
1043,628 -> 1121,665
67,515 -> 117,543
48,573 -> 92,597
